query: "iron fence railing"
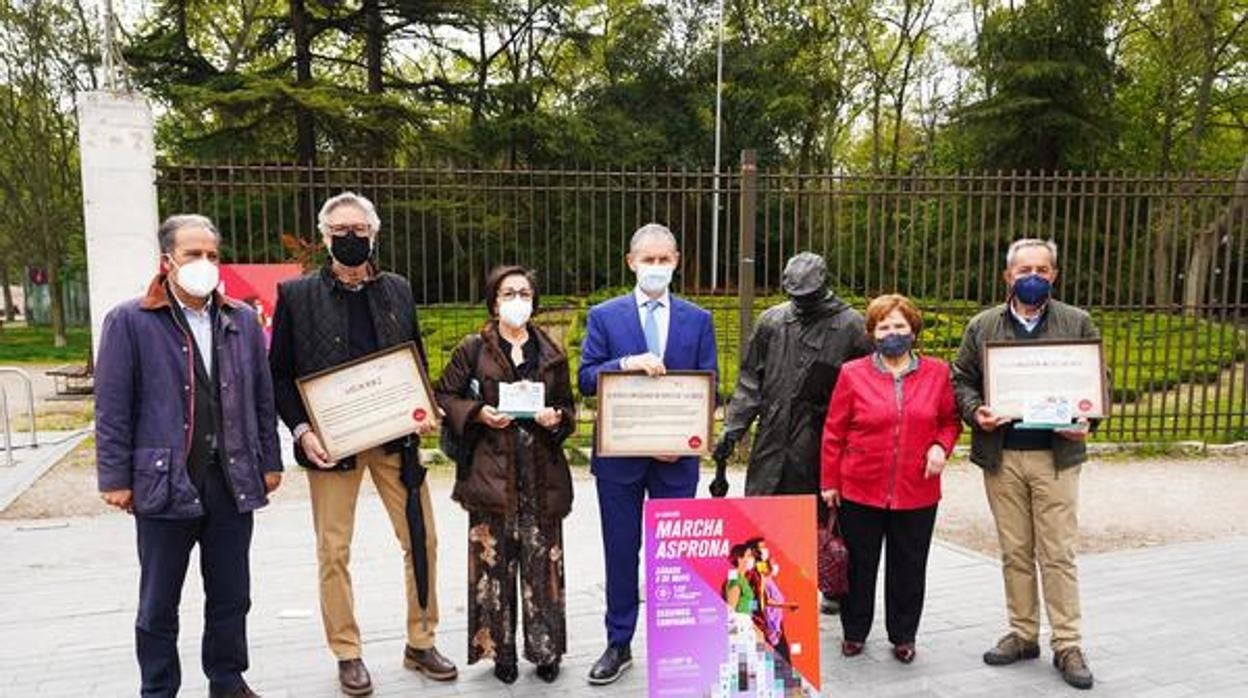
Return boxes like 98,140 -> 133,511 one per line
156,159 -> 1246,443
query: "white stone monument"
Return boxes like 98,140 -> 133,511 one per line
77,91 -> 160,360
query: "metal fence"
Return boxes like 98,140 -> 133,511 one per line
155,158 -> 1247,442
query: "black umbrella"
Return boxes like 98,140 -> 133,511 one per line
398,438 -> 431,614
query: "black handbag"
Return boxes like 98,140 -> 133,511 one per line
439,335 -> 485,481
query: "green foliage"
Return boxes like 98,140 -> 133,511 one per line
953,0 -> 1118,171
413,296 -> 1246,443
0,0 -> 94,346
0,325 -> 92,363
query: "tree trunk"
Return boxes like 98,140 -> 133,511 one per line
45,247 -> 66,348
0,262 -> 14,322
1183,0 -> 1217,169
1151,221 -> 1172,307
364,0 -> 383,95
363,0 -> 385,161
291,0 -> 316,166
870,86 -> 882,173
1181,155 -> 1248,314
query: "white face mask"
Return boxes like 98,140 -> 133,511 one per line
170,257 -> 220,299
636,264 -> 674,294
498,298 -> 533,328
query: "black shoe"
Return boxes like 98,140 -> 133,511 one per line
820,595 -> 841,615
494,661 -> 519,684
536,661 -> 561,683
983,633 -> 1041,666
587,645 -> 632,685
1054,647 -> 1094,690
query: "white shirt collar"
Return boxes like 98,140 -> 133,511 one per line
633,286 -> 670,309
1008,300 -> 1045,328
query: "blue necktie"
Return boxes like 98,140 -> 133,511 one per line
644,299 -> 662,357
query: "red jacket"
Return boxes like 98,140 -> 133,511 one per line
821,355 -> 961,510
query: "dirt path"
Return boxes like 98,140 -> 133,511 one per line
936,454 -> 1248,555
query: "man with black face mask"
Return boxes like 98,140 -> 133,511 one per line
269,192 -> 457,695
711,252 -> 871,614
953,238 -> 1101,690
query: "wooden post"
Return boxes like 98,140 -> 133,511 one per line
738,149 -> 758,353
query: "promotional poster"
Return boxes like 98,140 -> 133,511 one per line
218,264 -> 302,346
645,496 -> 820,697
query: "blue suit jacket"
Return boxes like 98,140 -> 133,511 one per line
579,293 -> 719,486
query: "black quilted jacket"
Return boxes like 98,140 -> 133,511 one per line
269,264 -> 429,469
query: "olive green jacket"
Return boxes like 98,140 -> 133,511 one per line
952,300 -> 1103,471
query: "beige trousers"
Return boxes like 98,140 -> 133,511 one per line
307,447 -> 439,660
983,449 -> 1082,651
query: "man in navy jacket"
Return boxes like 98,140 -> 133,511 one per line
578,223 -> 718,685
95,214 -> 282,697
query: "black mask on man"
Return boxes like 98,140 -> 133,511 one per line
331,233 -> 372,267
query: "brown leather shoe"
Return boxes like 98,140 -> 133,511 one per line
1054,647 -> 1094,690
403,645 -> 458,681
338,659 -> 373,696
841,640 -> 865,657
983,633 -> 1041,666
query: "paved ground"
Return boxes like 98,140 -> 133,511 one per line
0,430 -> 91,510
2,472 -> 1246,697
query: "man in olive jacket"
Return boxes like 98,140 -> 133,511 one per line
952,238 -> 1100,690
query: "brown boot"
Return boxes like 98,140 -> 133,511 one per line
983,633 -> 1040,666
337,659 -> 373,696
1054,647 -> 1094,690
403,645 -> 458,681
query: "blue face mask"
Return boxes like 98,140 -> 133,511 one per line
1012,274 -> 1052,306
876,333 -> 914,358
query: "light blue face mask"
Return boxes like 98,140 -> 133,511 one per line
636,264 -> 674,294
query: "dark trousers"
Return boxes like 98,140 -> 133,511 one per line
839,499 -> 937,645
596,470 -> 696,648
135,467 -> 254,697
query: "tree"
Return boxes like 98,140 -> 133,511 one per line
954,0 -> 1118,171
0,0 -> 95,346
849,0 -> 937,174
1112,0 -> 1246,307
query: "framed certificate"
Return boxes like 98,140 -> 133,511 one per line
595,370 -> 715,458
296,342 -> 439,462
983,339 -> 1109,425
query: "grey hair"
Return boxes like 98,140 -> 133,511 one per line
317,191 -> 382,235
158,214 -> 220,254
1006,238 -> 1059,269
629,223 -> 678,253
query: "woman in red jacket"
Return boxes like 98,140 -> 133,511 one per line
820,294 -> 961,664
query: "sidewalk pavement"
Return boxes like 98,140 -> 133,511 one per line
1,472 -> 1246,697
0,430 -> 91,511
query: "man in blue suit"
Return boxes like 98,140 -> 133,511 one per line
579,223 -> 719,685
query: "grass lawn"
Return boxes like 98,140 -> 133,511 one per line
418,295 -> 1247,443
0,325 -> 92,364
